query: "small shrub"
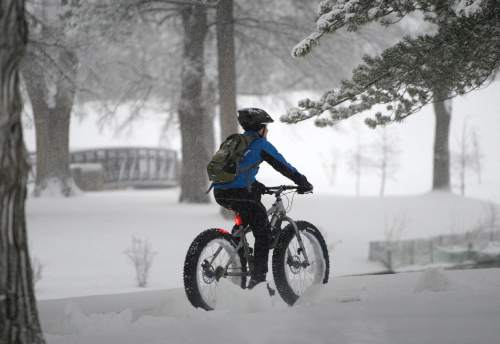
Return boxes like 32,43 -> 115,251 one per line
383,213 -> 408,271
124,237 -> 157,288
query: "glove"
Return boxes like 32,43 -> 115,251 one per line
251,180 -> 267,194
292,173 -> 313,194
297,180 -> 313,194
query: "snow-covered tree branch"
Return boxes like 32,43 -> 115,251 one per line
282,0 -> 500,128
292,0 -> 488,58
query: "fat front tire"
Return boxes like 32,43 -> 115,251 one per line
272,221 -> 329,306
183,228 -> 246,311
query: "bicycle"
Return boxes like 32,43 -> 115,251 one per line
183,185 -> 330,310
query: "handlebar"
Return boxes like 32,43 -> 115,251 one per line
262,185 -> 312,195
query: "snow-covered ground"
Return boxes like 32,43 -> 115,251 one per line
28,188 -> 495,300
39,267 -> 500,344
22,77 -> 500,343
27,186 -> 500,344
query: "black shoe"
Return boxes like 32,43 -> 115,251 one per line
266,283 -> 276,296
247,276 -> 266,289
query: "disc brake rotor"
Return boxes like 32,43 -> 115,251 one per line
287,254 -> 302,274
201,260 -> 216,284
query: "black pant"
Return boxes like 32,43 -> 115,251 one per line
214,187 -> 271,278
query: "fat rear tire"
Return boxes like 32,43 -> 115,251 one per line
183,228 -> 246,310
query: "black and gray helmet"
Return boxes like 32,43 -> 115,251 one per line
237,108 -> 274,131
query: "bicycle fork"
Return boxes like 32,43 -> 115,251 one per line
285,217 -> 311,267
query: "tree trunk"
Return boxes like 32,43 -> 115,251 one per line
216,0 -> 239,218
202,80 -> 216,156
459,165 -> 465,196
355,156 -> 360,197
471,130 -> 482,184
23,49 -> 78,197
178,4 -> 210,203
459,119 -> 467,196
380,134 -> 387,197
216,0 -> 238,141
0,1 -> 46,343
432,89 -> 451,191
380,162 -> 386,197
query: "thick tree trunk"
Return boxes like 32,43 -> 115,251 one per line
23,49 -> 78,197
0,1 -> 46,343
216,0 -> 239,218
216,0 -> 238,141
178,5 -> 210,203
432,89 -> 451,191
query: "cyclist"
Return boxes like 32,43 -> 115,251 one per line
213,108 -> 313,289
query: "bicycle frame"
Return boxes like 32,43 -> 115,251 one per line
220,190 -> 311,278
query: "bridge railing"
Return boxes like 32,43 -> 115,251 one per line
71,147 -> 178,189
29,147 -> 179,189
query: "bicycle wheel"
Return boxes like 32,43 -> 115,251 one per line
272,221 -> 329,306
183,228 -> 247,310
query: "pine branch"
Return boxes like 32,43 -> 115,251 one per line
291,0 -> 486,58
282,1 -> 500,128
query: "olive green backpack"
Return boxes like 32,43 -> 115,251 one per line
207,134 -> 257,184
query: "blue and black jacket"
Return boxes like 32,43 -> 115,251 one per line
213,130 -> 305,190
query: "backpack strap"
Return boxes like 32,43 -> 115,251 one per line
205,183 -> 214,194
235,135 -> 259,174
